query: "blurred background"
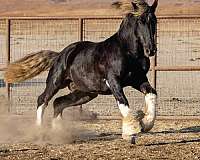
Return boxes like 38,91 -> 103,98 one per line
0,0 -> 200,17
0,0 -> 200,118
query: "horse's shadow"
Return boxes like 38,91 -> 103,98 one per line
151,126 -> 200,134
76,132 -> 122,143
179,126 -> 200,133
144,138 -> 200,146
143,126 -> 200,146
76,126 -> 200,145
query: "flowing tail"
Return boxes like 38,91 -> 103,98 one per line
4,50 -> 59,83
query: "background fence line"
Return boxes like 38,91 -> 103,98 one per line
0,15 -> 200,118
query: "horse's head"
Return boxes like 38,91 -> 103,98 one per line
117,0 -> 158,58
134,0 -> 158,57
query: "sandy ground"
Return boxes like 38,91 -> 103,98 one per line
0,111 -> 199,160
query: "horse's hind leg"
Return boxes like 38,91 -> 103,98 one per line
36,58 -> 70,126
36,79 -> 70,126
36,85 -> 60,126
52,90 -> 97,129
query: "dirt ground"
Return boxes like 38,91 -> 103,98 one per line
0,112 -> 199,160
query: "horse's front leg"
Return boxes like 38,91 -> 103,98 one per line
131,73 -> 157,133
106,74 -> 142,143
139,82 -> 157,132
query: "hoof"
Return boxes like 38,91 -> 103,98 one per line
122,134 -> 137,144
122,113 -> 141,141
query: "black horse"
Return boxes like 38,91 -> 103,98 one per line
5,0 -> 158,142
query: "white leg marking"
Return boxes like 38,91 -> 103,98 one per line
36,104 -> 46,126
52,114 -> 63,130
140,93 -> 157,132
105,80 -> 130,117
144,93 -> 157,121
117,101 -> 130,117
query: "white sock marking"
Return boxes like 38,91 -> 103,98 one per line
117,101 -> 130,117
36,104 -> 46,126
144,93 -> 157,121
104,80 -> 130,117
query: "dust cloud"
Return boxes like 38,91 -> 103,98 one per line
0,99 -> 97,144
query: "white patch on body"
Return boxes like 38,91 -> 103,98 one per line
36,104 -> 46,126
105,80 -> 110,88
117,101 -> 130,117
104,80 -> 130,117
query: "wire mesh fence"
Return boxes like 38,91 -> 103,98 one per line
0,20 -> 6,68
83,18 -> 121,42
10,19 -> 79,62
157,17 -> 200,66
0,20 -> 7,104
0,16 -> 200,117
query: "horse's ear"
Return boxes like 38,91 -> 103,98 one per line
131,2 -> 139,12
151,0 -> 158,12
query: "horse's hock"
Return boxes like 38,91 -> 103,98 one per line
0,16 -> 200,118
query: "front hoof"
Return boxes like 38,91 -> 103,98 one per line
122,134 -> 137,144
122,113 -> 141,143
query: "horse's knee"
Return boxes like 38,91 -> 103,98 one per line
53,97 -> 64,118
37,93 -> 46,107
140,82 -> 157,95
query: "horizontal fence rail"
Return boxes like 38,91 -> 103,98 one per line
0,15 -> 200,118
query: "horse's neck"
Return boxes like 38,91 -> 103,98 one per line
117,19 -> 138,55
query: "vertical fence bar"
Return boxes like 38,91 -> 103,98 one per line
151,29 -> 157,90
152,55 -> 157,90
78,18 -> 84,111
5,18 -> 11,112
78,18 -> 84,41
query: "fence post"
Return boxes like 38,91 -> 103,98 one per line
78,18 -> 84,111
152,54 -> 157,90
6,18 -> 11,112
151,29 -> 157,90
78,18 -> 83,41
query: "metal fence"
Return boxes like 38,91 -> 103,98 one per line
0,15 -> 200,118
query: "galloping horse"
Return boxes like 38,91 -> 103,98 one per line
5,0 -> 158,143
